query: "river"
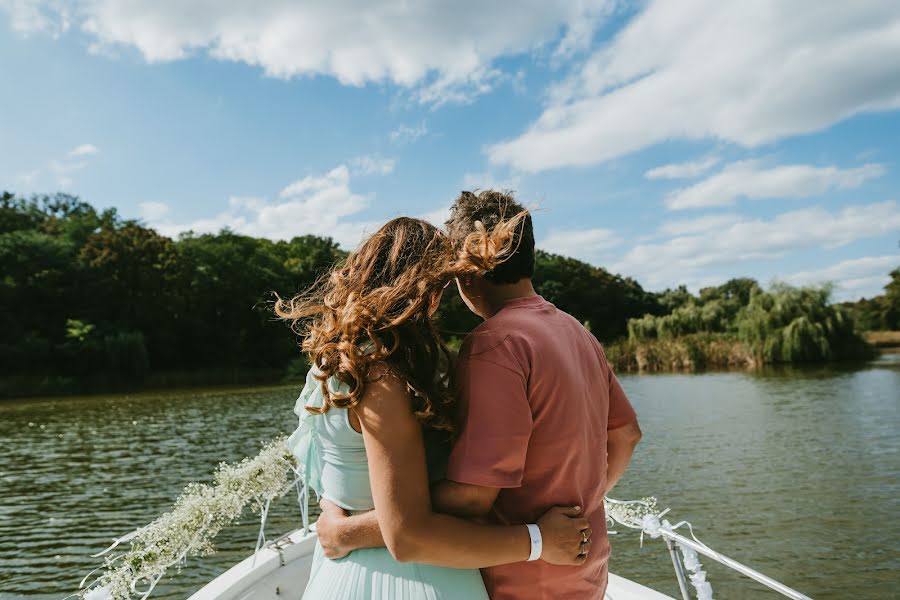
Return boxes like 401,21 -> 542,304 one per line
1,355 -> 897,599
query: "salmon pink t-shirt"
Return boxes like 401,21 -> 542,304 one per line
447,295 -> 636,599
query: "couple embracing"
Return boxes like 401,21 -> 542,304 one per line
279,190 -> 642,599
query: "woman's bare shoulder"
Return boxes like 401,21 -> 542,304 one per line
362,362 -> 409,403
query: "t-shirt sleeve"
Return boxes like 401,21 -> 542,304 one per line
603,348 -> 637,430
447,352 -> 532,488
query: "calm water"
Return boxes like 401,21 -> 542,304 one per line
1,357 -> 897,599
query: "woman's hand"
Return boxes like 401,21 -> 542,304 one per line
537,506 -> 592,565
316,499 -> 352,559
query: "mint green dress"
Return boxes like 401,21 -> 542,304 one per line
288,367 -> 489,600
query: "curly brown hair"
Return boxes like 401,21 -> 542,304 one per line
275,213 -> 527,433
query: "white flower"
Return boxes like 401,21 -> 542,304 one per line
76,436 -> 299,599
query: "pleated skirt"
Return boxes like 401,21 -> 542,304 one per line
302,541 -> 490,599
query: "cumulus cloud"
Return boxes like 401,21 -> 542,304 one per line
783,255 -> 899,301
613,201 -> 900,289
489,1 -> 900,171
645,157 -> 719,180
665,161 -> 885,210
3,0 -> 614,105
541,227 -> 622,262
145,164 -> 379,248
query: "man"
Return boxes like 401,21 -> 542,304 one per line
316,190 -> 642,598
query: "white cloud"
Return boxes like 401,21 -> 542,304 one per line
145,164 -> 378,248
541,227 -> 622,262
658,214 -> 741,236
0,0 -> 70,36
11,143 -> 101,190
645,157 -> 719,180
461,171 -> 521,192
4,0 -> 614,105
68,143 -> 98,157
666,161 -> 885,210
389,122 -> 428,145
489,1 -> 900,171
419,205 -> 451,228
138,201 -> 170,221
614,201 -> 900,289
349,154 -> 395,176
783,255 -> 899,301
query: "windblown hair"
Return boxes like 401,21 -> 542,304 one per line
275,213 -> 528,433
445,190 -> 535,284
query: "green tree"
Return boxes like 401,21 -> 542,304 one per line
882,268 -> 900,329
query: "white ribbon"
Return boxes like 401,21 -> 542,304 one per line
639,513 -> 715,600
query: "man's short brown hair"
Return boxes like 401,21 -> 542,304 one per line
445,190 -> 535,284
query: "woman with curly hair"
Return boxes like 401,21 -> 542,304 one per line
277,215 -> 591,599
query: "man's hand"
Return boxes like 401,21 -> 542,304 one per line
536,506 -> 592,566
317,499 -> 352,559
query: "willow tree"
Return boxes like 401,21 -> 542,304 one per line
736,284 -> 870,363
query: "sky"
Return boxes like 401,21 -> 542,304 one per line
1,0 -> 898,301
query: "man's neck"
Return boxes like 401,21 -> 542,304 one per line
482,279 -> 538,316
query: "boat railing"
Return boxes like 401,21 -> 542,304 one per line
605,498 -> 814,600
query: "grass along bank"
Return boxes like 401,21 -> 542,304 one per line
865,330 -> 900,350
605,281 -> 877,373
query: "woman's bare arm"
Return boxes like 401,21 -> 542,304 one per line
316,481 -> 499,558
348,372 -> 588,568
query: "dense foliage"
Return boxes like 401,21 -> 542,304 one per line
3,192 -> 888,392
625,278 -> 874,364
840,268 -> 900,331
0,192 -> 661,396
0,193 -> 343,395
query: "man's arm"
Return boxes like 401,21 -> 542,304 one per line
604,419 -> 641,495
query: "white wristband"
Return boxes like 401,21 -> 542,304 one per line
526,523 -> 542,561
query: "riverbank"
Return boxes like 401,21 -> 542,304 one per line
865,330 -> 900,351
604,331 -> 883,373
0,367 -> 301,400
4,331 -> 894,398
605,334 -> 756,372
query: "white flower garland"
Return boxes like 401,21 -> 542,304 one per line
74,446 -> 712,600
607,497 -> 715,599
75,436 -> 299,600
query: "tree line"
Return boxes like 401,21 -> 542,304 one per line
1,192 -> 895,396
0,193 -> 657,396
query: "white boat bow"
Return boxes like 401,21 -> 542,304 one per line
188,527 -> 675,600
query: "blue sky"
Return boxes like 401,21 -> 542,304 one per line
1,1 -> 898,300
